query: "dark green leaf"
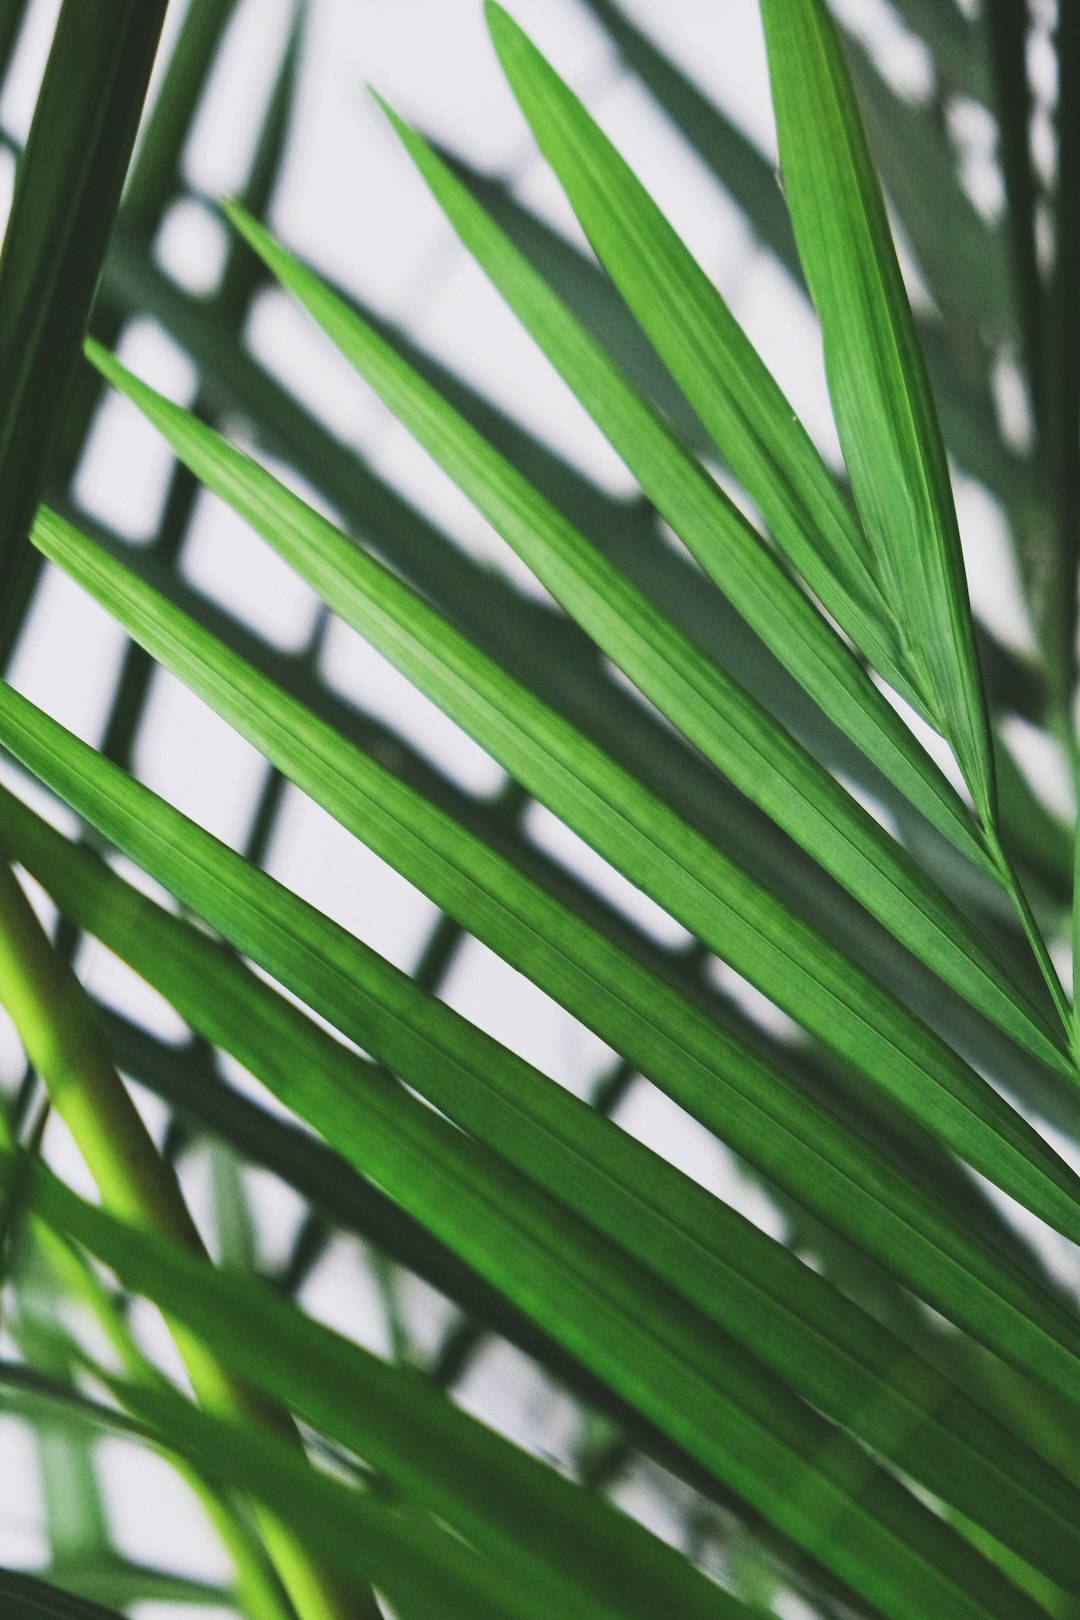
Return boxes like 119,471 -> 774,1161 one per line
0,0 -> 168,663
223,170 -> 1068,1084
0,1568 -> 125,1620
10,787 -> 1080,1593
30,1157 -> 1055,1620
51,384 -> 1080,1250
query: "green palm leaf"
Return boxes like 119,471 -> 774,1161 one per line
42,391 -> 1080,1250
756,0 -> 995,812
1,3 -> 1079,1615
220,188 -> 1063,1082
0,1567 -> 126,1620
8,781 -> 1080,1593
24,1152 -> 1063,1620
6,668 -> 1080,1459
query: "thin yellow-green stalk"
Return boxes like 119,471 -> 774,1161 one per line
0,858 -> 373,1620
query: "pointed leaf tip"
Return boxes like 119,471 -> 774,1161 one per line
367,86 -> 396,122
758,0 -> 996,818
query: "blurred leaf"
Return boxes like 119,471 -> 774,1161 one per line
207,1142 -> 259,1274
0,2 -> 30,93
842,27 -> 1009,338
0,1567 -> 125,1620
1039,0 -> 1080,730
889,0 -> 987,101
983,0 -> 1041,395
25,1311 -> 114,1594
19,1219 -> 298,1620
31,1155 -> 1062,1620
122,0 -> 243,235
42,1560 -> 232,1612
0,1339 -> 556,1620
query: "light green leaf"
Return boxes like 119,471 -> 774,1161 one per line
479,9 -> 958,726
54,372 -> 1080,1251
756,0 -> 996,816
7,676 -> 1080,1498
481,7 -> 897,667
96,201 -> 1080,1129
9,783 -> 1080,1594
575,0 -> 1013,518
221,179 -> 1068,1084
51,485 -> 1080,1149
29,1154 -> 1059,1620
982,0 -> 1041,403
97,208 -> 1033,925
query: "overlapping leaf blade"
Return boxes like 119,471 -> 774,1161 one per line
476,10 -> 934,708
8,639 -> 1080,1452
0,1566 -> 126,1620
24,1150 -> 762,1620
489,9 -> 886,634
219,183 -> 1068,1084
14,1139 -> 1063,1620
0,0 -> 168,664
756,0 -> 996,814
0,2 -> 1077,1615
0,1311 -> 532,1620
9,781 -> 1080,1594
97,185 -> 1080,1114
2,703 -> 1076,1617
50,371 -> 1080,1249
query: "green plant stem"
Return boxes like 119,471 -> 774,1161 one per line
0,1095 -> 293,1620
0,859 -> 373,1620
985,831 -> 1072,1040
22,1225 -> 294,1620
